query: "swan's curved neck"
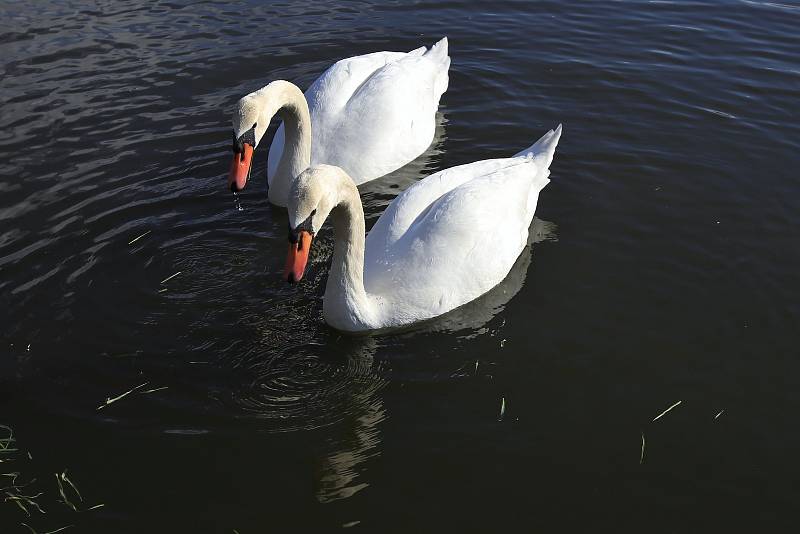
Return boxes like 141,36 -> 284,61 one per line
255,81 -> 311,205
323,174 -> 376,331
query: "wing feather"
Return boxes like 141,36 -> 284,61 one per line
365,159 -> 545,319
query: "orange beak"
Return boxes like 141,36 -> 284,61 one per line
228,143 -> 253,192
285,230 -> 313,284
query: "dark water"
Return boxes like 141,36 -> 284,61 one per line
1,0 -> 799,531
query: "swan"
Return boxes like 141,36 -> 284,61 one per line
284,125 -> 563,332
228,38 -> 451,207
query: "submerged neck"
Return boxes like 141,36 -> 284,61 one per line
256,81 -> 311,206
323,171 -> 376,331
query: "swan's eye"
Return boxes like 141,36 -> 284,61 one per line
232,126 -> 257,153
310,209 -> 316,218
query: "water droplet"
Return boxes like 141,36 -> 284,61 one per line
232,191 -> 243,211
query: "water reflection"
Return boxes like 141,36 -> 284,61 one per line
232,331 -> 386,501
308,219 -> 556,502
313,340 -> 385,503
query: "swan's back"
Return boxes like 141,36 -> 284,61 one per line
304,50 -> 410,149
367,125 -> 562,253
366,158 -> 521,250
364,125 -> 562,326
268,39 -> 450,185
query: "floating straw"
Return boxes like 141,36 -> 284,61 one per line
60,469 -> 82,502
56,472 -> 77,511
640,433 -> 646,464
159,271 -> 182,285
139,386 -> 168,395
127,230 -> 151,246
22,524 -> 74,534
97,382 -> 149,410
652,400 -> 682,422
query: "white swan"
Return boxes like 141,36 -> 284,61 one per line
284,125 -> 563,332
228,38 -> 451,207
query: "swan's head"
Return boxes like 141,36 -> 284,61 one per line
227,89 -> 271,192
284,166 -> 341,283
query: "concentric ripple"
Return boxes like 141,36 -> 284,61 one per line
233,337 -> 387,433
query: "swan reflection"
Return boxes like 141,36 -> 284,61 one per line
313,340 -> 385,502
233,331 -> 386,502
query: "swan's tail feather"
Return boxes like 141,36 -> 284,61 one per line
514,124 -> 563,171
425,37 -> 449,62
408,45 -> 426,56
424,37 -> 450,102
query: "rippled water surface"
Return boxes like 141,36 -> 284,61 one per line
2,0 -> 799,532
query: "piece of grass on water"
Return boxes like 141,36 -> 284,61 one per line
127,230 -> 151,246
22,523 -> 74,534
652,400 -> 682,422
640,432 -> 646,464
60,470 -> 82,503
1,424 -> 16,453
55,472 -> 77,512
138,386 -> 168,395
97,382 -> 149,411
159,271 -> 182,285
3,425 -> 96,532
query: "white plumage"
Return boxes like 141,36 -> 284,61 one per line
264,38 -> 450,206
287,125 -> 563,332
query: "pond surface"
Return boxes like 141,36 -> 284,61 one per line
1,0 -> 799,532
